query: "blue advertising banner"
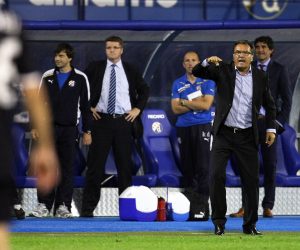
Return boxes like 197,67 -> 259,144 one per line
8,0 -> 300,21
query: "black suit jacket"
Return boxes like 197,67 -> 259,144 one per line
254,60 -> 292,125
192,62 -> 276,146
85,60 -> 149,137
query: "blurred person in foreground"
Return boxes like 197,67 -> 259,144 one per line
0,4 -> 59,250
171,51 -> 215,221
192,40 -> 276,235
230,36 -> 292,218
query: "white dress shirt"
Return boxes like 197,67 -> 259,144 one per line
96,59 -> 132,114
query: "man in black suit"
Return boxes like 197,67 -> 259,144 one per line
230,36 -> 292,218
81,36 -> 149,217
192,40 -> 276,235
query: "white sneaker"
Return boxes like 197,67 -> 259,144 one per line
56,204 -> 72,218
30,203 -> 49,218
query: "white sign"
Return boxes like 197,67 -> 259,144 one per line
29,0 -> 177,8
147,114 -> 165,119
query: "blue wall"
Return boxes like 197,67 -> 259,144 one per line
9,0 -> 300,21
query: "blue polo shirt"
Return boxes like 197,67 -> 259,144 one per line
171,74 -> 216,127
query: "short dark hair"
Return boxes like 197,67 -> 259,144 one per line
54,43 -> 74,59
233,40 -> 254,54
105,36 -> 124,48
254,36 -> 274,50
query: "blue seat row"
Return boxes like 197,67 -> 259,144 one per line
12,123 -> 156,188
141,109 -> 300,187
225,123 -> 300,187
73,143 -> 157,188
11,110 -> 300,188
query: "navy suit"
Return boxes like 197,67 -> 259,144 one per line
193,62 -> 276,227
255,60 -> 292,210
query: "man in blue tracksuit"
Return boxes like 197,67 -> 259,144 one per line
31,43 -> 92,218
171,51 -> 215,220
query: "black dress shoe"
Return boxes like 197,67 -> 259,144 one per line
243,226 -> 262,235
13,205 -> 25,220
214,224 -> 225,235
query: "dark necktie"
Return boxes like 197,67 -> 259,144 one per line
107,64 -> 116,114
258,64 -> 266,72
258,63 -> 267,115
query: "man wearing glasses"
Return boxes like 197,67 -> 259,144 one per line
81,36 -> 149,217
230,36 -> 293,219
192,40 -> 276,235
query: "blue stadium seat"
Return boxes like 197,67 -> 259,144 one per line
12,124 -> 156,188
141,109 -> 182,187
11,123 -> 36,188
73,143 -> 87,187
74,141 -> 157,188
102,143 -> 157,187
11,125 -> 89,188
275,124 -> 300,186
281,124 -> 300,175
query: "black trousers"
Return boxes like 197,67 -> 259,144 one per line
259,118 -> 277,209
241,117 -> 277,210
10,177 -> 21,205
210,125 -> 259,227
81,115 -> 133,213
0,109 -> 13,221
38,125 -> 78,211
177,123 -> 212,202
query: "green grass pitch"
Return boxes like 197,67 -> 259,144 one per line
11,232 -> 300,250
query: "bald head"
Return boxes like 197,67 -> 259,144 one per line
183,51 -> 200,75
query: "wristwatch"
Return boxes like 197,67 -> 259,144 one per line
85,130 -> 91,135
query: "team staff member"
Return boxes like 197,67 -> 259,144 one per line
0,5 -> 59,250
171,51 -> 215,221
192,40 -> 276,235
230,36 -> 292,218
81,36 -> 149,217
31,43 -> 92,218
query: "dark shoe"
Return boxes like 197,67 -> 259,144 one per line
14,205 -> 25,220
229,208 -> 244,218
214,224 -> 225,235
80,211 -> 94,217
243,225 -> 262,235
263,208 -> 273,218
